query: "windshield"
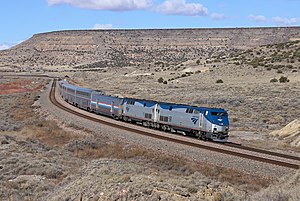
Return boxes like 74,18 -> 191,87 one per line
204,110 -> 229,126
211,111 -> 228,117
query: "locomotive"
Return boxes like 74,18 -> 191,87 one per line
58,80 -> 229,142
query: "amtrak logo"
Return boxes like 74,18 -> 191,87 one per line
191,117 -> 199,125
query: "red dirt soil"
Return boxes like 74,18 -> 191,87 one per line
0,79 -> 44,94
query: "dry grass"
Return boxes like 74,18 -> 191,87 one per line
74,142 -> 148,160
250,170 -> 300,201
22,120 -> 83,147
73,140 -> 271,192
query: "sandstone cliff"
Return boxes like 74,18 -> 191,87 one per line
1,27 -> 300,68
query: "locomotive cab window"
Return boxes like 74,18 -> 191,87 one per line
211,112 -> 218,116
211,112 -> 227,116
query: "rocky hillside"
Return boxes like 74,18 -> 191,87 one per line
1,27 -> 300,69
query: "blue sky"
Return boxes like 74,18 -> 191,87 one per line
1,0 -> 300,50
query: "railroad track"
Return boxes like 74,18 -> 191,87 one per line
49,79 -> 300,170
2,73 -> 60,79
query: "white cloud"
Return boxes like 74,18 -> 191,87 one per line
211,13 -> 227,20
272,17 -> 300,26
156,0 -> 208,16
47,0 -> 152,11
93,24 -> 113,29
48,0 -> 210,16
0,43 -> 14,50
249,14 -> 267,23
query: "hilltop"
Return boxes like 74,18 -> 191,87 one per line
1,27 -> 300,71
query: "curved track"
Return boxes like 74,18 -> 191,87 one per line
50,79 -> 300,170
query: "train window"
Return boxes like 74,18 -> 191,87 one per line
144,103 -> 146,107
145,113 -> 152,119
67,88 -> 75,94
219,112 -> 228,116
77,90 -> 90,97
127,100 -> 135,105
169,106 -> 173,111
211,112 -> 218,116
186,108 -> 193,113
160,116 -> 169,122
211,112 -> 227,116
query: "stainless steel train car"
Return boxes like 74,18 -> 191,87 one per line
58,80 -> 229,142
91,92 -> 122,118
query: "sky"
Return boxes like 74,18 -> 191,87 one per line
1,0 -> 300,50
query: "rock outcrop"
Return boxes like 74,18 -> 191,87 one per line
270,119 -> 300,147
1,27 -> 300,68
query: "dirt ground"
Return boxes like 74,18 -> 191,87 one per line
68,58 -> 300,152
1,76 -> 293,201
1,32 -> 300,200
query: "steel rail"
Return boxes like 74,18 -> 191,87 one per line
224,143 -> 300,162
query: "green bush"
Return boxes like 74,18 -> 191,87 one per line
270,78 -> 278,83
279,76 -> 289,83
158,77 -> 164,83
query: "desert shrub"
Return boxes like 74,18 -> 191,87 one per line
277,70 -> 283,74
292,69 -> 298,73
157,77 -> 164,83
232,117 -> 238,122
163,81 -> 167,84
196,59 -> 200,65
279,76 -> 289,83
216,79 -> 224,83
270,78 -> 278,83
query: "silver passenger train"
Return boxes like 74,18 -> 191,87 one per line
58,80 -> 229,142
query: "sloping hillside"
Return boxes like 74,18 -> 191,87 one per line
1,27 -> 300,69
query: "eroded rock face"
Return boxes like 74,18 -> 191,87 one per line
1,27 -> 300,68
270,119 -> 300,147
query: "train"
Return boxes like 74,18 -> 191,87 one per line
58,80 -> 229,142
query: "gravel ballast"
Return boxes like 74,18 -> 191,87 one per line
39,80 -> 296,179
